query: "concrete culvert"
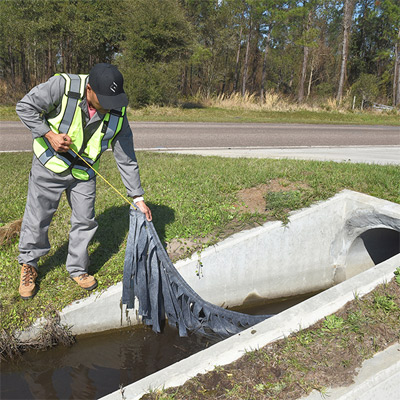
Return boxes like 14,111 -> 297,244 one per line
6,190 -> 400,400
16,190 -> 400,341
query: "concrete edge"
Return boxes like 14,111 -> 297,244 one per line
100,254 -> 400,400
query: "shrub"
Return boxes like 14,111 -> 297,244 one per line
350,73 -> 380,108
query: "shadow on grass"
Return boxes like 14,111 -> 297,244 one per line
39,202 -> 175,277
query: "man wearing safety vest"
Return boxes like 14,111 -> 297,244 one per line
16,63 -> 152,300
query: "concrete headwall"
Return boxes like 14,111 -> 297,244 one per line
172,190 -> 400,307
176,191 -> 346,306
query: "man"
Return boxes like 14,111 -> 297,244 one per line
16,63 -> 151,300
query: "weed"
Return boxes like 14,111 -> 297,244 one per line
317,386 -> 329,399
346,310 -> 367,333
322,315 -> 345,332
147,389 -> 177,400
224,383 -> 242,397
254,383 -> 267,392
341,359 -> 351,368
157,394 -> 176,400
373,293 -> 398,313
245,350 -> 259,361
262,380 -> 287,395
195,253 -> 203,278
394,267 -> 400,286
297,331 -> 316,346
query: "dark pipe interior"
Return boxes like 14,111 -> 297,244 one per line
360,228 -> 400,265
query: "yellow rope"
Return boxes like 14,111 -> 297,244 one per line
69,147 -> 137,210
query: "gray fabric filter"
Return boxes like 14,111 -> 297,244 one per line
122,207 -> 271,338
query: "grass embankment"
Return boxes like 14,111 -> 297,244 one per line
1,103 -> 400,125
0,151 -> 399,337
142,273 -> 400,400
128,106 -> 400,125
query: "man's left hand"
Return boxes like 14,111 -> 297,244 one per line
135,201 -> 152,221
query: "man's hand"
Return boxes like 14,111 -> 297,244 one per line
44,130 -> 72,152
135,200 -> 152,221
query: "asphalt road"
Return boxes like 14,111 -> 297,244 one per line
1,121 -> 399,152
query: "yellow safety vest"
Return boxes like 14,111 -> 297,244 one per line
33,73 -> 126,181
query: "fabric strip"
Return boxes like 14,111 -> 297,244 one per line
122,208 -> 271,338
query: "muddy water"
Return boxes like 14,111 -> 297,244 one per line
1,325 -> 213,400
1,293 -> 316,400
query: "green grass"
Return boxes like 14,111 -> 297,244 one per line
265,190 -> 304,224
0,106 -> 17,120
0,151 -> 399,333
128,107 -> 400,125
1,104 -> 400,125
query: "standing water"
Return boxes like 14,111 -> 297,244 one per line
1,325 -> 212,399
1,293 -> 316,399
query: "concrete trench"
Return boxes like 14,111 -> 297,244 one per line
17,189 -> 400,399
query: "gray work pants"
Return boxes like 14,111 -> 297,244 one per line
18,156 -> 98,277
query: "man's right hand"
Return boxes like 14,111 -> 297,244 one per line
44,130 -> 72,152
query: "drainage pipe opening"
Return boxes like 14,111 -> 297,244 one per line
346,228 -> 400,279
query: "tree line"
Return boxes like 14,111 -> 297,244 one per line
1,0 -> 399,108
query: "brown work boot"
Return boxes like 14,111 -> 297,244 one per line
72,273 -> 98,291
19,264 -> 38,300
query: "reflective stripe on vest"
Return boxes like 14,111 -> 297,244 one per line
33,73 -> 125,181
59,74 -> 83,134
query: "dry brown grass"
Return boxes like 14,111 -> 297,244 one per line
0,306 -> 75,360
0,219 -> 22,247
200,91 -> 348,113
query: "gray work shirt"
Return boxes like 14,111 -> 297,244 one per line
16,75 -> 144,198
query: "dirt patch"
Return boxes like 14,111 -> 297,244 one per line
236,179 -> 310,214
166,219 -> 265,261
166,236 -> 214,261
0,219 -> 22,246
142,276 -> 400,400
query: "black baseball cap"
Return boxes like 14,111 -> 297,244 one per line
88,63 -> 129,109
